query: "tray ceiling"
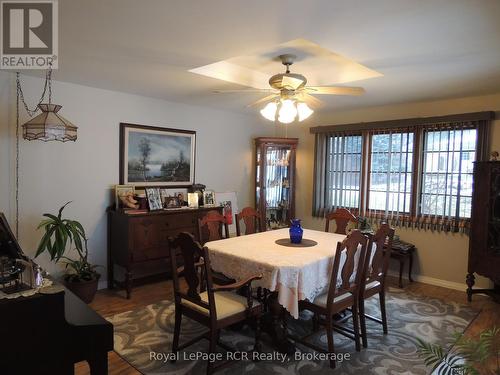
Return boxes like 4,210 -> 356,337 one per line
19,0 -> 500,114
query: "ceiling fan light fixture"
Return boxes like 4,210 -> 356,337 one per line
260,101 -> 278,121
297,102 -> 313,122
278,99 -> 297,124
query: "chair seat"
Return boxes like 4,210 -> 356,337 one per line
312,291 -> 353,308
182,291 -> 260,320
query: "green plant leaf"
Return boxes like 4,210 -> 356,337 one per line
58,201 -> 72,219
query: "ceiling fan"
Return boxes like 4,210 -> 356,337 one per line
214,54 -> 366,123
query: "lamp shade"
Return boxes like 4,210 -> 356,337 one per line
22,103 -> 78,142
260,101 -> 278,121
278,99 -> 297,124
297,102 -> 313,121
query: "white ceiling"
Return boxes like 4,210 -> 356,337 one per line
31,0 -> 500,113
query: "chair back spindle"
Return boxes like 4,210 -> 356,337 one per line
364,223 -> 395,286
327,229 -> 368,307
235,207 -> 261,236
169,232 -> 216,316
198,210 -> 229,244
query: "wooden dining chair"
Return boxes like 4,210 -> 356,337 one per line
294,230 -> 368,369
198,210 -> 230,245
358,223 -> 395,348
169,232 -> 263,375
324,208 -> 358,234
235,207 -> 261,236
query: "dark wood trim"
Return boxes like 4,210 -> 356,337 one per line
310,111 -> 495,134
254,137 -> 299,145
119,122 -> 197,188
363,132 -> 373,215
410,128 -> 423,218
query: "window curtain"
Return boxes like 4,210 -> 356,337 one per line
312,117 -> 491,234
413,119 -> 490,234
364,127 -> 414,229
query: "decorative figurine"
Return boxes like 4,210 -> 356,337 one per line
491,151 -> 499,161
119,192 -> 139,209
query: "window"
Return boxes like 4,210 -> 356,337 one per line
326,134 -> 362,209
420,128 -> 477,218
369,132 -> 413,213
311,113 -> 491,232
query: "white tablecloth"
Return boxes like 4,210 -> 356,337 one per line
205,228 -> 348,319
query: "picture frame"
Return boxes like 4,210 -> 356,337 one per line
215,191 -> 239,234
115,184 -> 136,210
203,190 -> 215,206
120,123 -> 196,187
187,193 -> 199,208
145,188 -> 163,211
175,191 -> 186,206
165,195 -> 181,209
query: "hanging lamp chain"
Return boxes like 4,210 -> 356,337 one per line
16,64 -> 53,116
14,64 -> 52,238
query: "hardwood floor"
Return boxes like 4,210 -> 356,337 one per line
74,276 -> 500,374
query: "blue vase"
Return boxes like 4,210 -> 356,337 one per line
289,219 -> 303,244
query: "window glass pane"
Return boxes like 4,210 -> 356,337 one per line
420,128 -> 476,218
368,132 -> 414,213
326,135 -> 362,209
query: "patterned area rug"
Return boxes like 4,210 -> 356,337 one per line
107,288 -> 478,374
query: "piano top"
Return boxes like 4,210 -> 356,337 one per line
0,212 -> 26,260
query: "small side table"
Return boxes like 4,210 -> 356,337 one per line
387,239 -> 416,288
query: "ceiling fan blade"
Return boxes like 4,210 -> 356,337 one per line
247,94 -> 279,108
305,86 -> 365,96
213,89 -> 275,93
281,76 -> 304,90
296,93 -> 324,109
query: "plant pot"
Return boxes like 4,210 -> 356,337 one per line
64,274 -> 100,304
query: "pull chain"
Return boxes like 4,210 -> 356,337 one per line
15,73 -> 20,238
14,64 -> 53,239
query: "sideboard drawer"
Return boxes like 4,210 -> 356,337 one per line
131,246 -> 168,262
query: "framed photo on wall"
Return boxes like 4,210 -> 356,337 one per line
120,123 -> 196,187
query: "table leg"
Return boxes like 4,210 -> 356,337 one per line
466,273 -> 475,302
398,259 -> 404,288
107,260 -> 114,289
408,251 -> 414,283
262,292 -> 296,354
126,268 -> 132,299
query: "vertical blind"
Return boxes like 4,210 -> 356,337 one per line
312,115 -> 492,234
313,132 -> 362,217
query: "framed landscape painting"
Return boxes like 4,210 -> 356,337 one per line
120,123 -> 196,187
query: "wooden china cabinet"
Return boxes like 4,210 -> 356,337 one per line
466,161 -> 500,302
255,137 -> 298,231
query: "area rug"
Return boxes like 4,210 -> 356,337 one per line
107,287 -> 479,374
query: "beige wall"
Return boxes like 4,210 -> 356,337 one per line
289,93 -> 500,290
0,71 -> 272,285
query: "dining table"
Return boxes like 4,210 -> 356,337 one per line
205,227 -> 363,353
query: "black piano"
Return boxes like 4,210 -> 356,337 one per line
0,213 -> 114,375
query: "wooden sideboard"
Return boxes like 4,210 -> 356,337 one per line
108,206 -> 223,298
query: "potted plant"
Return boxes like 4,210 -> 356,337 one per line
35,202 -> 100,303
417,326 -> 500,374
